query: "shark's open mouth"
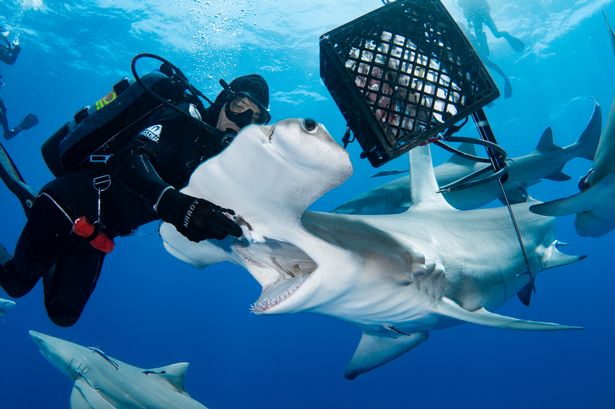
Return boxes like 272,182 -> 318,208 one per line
234,239 -> 317,313
250,274 -> 309,313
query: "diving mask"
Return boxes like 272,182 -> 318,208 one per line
220,79 -> 271,128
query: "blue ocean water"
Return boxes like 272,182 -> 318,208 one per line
0,0 -> 614,408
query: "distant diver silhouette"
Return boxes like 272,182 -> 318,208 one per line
457,0 -> 523,98
457,0 -> 525,56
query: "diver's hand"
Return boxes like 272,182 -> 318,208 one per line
156,188 -> 242,242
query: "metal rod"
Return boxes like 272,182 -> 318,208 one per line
471,108 -> 533,284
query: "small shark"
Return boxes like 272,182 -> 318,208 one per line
530,15 -> 615,237
334,104 -> 601,213
161,119 -> 583,379
30,331 -> 208,409
0,297 -> 15,317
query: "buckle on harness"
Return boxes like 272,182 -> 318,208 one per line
90,154 -> 112,164
93,174 -> 112,192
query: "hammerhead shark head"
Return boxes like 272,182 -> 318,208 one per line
530,14 -> 615,237
161,119 -> 583,379
30,331 -> 208,408
335,104 -> 601,213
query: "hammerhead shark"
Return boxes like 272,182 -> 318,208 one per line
30,330 -> 208,408
530,14 -> 615,237
335,104 -> 601,213
160,119 -> 583,379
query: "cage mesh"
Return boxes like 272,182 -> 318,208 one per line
320,0 -> 499,167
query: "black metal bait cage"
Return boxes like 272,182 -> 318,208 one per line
320,0 -> 500,167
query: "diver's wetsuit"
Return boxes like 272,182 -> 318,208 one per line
0,35 -> 20,65
0,98 -> 10,136
0,103 -> 226,326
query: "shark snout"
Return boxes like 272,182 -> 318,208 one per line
29,330 -> 51,350
29,330 -> 74,371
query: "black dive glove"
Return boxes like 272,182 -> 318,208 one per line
156,188 -> 242,242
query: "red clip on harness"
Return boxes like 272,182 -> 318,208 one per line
72,216 -> 115,254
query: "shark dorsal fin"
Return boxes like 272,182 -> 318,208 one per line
445,142 -> 477,167
535,127 -> 562,152
145,362 -> 190,393
345,331 -> 429,380
409,145 -> 453,209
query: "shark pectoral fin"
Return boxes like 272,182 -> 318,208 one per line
532,172 -> 615,217
344,330 -> 429,380
529,189 -> 595,216
145,362 -> 190,393
70,379 -> 116,409
161,223 -> 233,269
545,169 -> 571,182
542,240 -> 586,269
433,297 -> 582,331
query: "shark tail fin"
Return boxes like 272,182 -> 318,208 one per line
566,100 -> 602,161
433,297 -> 582,331
345,331 -> 429,380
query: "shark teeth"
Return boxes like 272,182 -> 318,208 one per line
250,275 -> 308,313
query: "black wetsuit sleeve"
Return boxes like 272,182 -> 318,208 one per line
114,103 -> 213,210
120,150 -> 170,207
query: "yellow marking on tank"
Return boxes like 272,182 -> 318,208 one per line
95,90 -> 118,111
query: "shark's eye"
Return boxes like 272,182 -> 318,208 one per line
301,118 -> 319,134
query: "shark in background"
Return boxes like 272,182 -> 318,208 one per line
0,297 -> 15,317
160,118 -> 583,379
30,330 -> 208,409
531,14 -> 615,237
334,104 -> 601,214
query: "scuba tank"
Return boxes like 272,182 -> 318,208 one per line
41,54 -> 214,177
42,70 -> 184,176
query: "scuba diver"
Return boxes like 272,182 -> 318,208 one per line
456,0 -> 524,98
0,74 -> 39,140
457,0 -> 525,56
0,29 -> 21,65
0,61 -> 271,327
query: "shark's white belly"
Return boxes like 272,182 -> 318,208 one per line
327,201 -> 554,331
